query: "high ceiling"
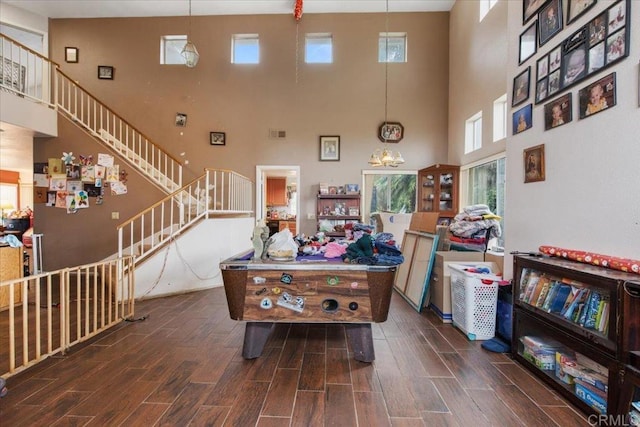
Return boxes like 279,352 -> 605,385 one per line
3,0 -> 455,19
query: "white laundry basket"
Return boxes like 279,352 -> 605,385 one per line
449,263 -> 502,340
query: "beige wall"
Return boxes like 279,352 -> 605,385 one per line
28,12 -> 451,269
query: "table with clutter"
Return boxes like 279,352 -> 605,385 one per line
219,222 -> 404,362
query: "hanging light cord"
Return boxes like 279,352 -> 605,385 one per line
384,0 -> 389,127
188,0 -> 192,38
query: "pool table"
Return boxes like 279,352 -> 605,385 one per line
220,250 -> 397,362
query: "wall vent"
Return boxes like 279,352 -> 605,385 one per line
269,129 -> 286,139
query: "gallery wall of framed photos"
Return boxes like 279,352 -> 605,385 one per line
513,0 -> 631,131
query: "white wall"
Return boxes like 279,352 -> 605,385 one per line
134,217 -> 254,299
504,0 -> 640,277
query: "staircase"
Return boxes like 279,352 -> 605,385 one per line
1,33 -> 254,265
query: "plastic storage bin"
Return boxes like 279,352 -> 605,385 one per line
449,263 -> 502,340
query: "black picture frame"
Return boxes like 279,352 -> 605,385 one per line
588,12 -> 607,47
561,34 -> 587,87
513,104 -> 533,135
537,55 -> 549,81
65,47 -> 78,63
523,0 -> 550,24
538,0 -> 563,46
512,67 -> 531,107
519,22 -> 538,65
175,113 -> 187,127
544,93 -> 572,130
535,78 -> 549,103
97,65 -> 114,80
319,136 -> 340,161
210,131 -> 226,146
567,0 -> 597,25
578,72 -> 616,119
378,122 -> 404,143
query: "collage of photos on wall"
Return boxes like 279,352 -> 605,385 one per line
513,0 -> 630,138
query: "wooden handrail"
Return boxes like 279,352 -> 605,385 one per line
0,32 -> 60,67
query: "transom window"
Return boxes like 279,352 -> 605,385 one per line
160,35 -> 188,65
480,0 -> 499,21
305,33 -> 333,63
232,34 -> 260,64
465,111 -> 483,153
493,94 -> 507,142
378,33 -> 407,63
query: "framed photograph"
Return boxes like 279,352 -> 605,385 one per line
544,93 -> 572,130
97,65 -> 114,80
538,0 -> 563,46
607,1 -> 626,34
65,47 -> 78,63
519,23 -> 537,65
549,45 -> 562,71
562,43 -> 587,87
348,207 -> 360,216
536,78 -> 548,103
175,113 -> 187,127
605,28 -> 626,63
512,67 -> 531,107
524,144 -> 545,183
319,135 -> 340,161
345,184 -> 359,194
578,72 -> 616,119
378,122 -> 404,143
210,131 -> 226,145
548,69 -> 561,96
588,42 -> 605,73
523,0 -> 549,24
537,56 -> 549,80
567,0 -> 597,25
588,13 -> 606,46
513,104 -> 533,135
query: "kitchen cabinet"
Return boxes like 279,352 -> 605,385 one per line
317,194 -> 360,237
266,177 -> 287,206
278,220 -> 297,235
0,246 -> 23,310
512,255 -> 640,418
417,164 -> 459,219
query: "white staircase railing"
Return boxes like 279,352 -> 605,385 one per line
117,169 -> 254,264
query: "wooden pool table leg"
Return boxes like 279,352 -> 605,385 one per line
345,323 -> 375,363
242,322 -> 274,359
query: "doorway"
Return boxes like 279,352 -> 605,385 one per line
255,165 -> 300,233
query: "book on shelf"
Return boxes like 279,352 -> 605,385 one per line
534,277 -> 552,307
548,284 -> 572,313
583,291 -> 602,329
520,269 -> 541,303
563,288 -> 590,321
541,281 -> 560,311
560,285 -> 582,316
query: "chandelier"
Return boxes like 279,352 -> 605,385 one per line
368,0 -> 404,168
181,0 -> 199,68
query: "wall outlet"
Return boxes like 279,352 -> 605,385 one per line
307,213 -> 315,220
111,212 -> 119,220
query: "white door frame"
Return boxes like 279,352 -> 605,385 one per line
255,165 -> 300,231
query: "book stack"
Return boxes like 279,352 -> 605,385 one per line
555,352 -> 609,414
519,269 -> 610,335
520,335 -> 564,371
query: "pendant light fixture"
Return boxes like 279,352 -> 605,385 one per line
181,0 -> 199,68
369,0 -> 404,168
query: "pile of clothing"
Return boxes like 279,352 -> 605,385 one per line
448,204 -> 501,252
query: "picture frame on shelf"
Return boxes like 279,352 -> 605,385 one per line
523,0 -> 548,25
567,0 -> 597,25
65,47 -> 78,63
524,144 -> 545,183
378,122 -> 404,143
319,135 -> 340,161
97,65 -> 114,80
544,93 -> 572,130
578,72 -> 616,119
345,184 -> 359,194
348,207 -> 360,216
512,67 -> 531,107
210,131 -> 226,146
513,104 -> 533,135
519,22 -> 537,65
538,0 -> 563,47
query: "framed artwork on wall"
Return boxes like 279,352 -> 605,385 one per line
523,0 -> 549,24
544,93 -> 572,130
578,72 -> 616,119
319,136 -> 340,161
524,144 -> 545,183
519,22 -> 537,65
513,104 -> 533,135
567,0 -> 597,25
97,65 -> 114,80
210,131 -> 226,145
538,0 -> 563,46
65,47 -> 78,63
512,67 -> 531,107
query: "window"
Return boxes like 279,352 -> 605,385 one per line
378,33 -> 407,63
232,34 -> 259,64
362,171 -> 417,225
462,155 -> 506,248
464,111 -> 483,153
493,94 -> 507,142
161,35 -> 188,65
480,0 -> 498,21
305,33 -> 333,63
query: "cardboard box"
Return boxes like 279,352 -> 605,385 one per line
428,251 -> 493,322
409,212 -> 440,233
484,251 -> 505,275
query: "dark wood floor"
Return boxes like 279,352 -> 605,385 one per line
0,287 -> 590,426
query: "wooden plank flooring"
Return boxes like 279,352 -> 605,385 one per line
0,287 -> 591,426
